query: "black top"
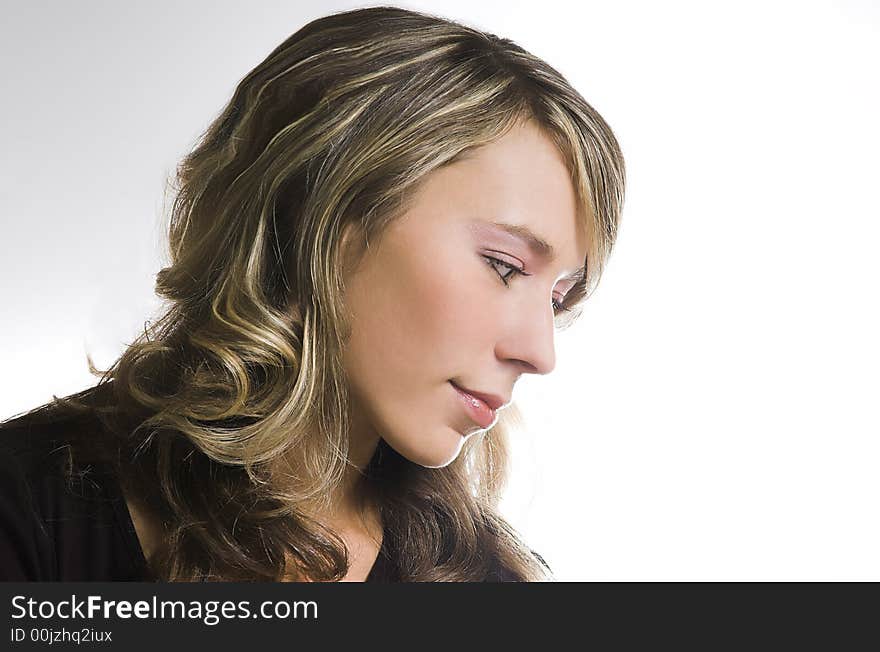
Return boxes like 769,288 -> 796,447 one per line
0,413 -> 149,581
0,405 -> 524,582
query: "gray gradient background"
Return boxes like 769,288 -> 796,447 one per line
2,0 -> 879,580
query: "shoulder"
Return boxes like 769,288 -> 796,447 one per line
0,409 -> 77,580
0,423 -> 50,580
0,403 -> 142,581
0,404 -> 109,501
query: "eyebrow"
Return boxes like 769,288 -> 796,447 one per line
488,221 -> 587,283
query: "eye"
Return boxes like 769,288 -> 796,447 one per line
483,255 -> 571,315
483,254 -> 523,286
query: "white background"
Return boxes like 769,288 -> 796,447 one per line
2,0 -> 878,581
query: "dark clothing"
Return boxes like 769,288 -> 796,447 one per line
0,415 -> 148,581
0,404 -> 521,582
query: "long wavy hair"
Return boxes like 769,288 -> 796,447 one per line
8,5 -> 625,581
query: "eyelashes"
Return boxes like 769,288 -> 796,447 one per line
482,255 -> 570,315
483,254 -> 522,285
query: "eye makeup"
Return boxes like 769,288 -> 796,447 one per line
469,218 -> 585,281
481,253 -> 570,314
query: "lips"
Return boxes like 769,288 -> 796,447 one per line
450,383 -> 508,411
449,381 -> 509,430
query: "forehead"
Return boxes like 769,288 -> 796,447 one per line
410,121 -> 588,271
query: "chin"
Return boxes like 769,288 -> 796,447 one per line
384,426 -> 469,469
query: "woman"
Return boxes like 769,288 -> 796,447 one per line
0,5 -> 625,581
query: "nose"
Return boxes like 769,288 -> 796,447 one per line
495,297 -> 557,375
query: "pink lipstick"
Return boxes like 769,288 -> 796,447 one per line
450,382 -> 501,429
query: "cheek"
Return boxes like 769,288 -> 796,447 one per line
401,253 -> 499,364
341,255 -> 434,388
344,248 -> 493,388
387,268 -> 468,371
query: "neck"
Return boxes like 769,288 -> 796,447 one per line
272,405 -> 382,534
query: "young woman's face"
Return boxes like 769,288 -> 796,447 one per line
341,120 -> 588,468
